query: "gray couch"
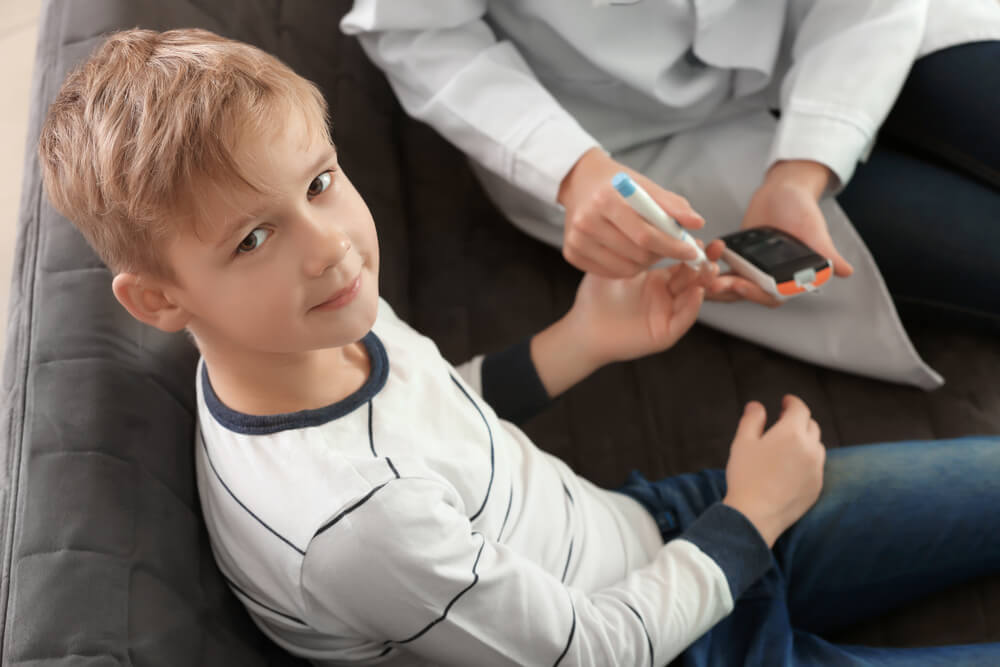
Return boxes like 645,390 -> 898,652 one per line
2,0 -> 999,664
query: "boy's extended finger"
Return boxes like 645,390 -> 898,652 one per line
697,260 -> 721,287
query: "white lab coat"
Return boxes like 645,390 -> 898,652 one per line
342,0 -> 1000,389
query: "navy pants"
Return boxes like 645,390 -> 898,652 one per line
619,437 -> 1000,666
837,41 -> 1000,332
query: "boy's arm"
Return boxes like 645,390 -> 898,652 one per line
300,476 -> 771,666
457,263 -> 711,421
528,313 -> 601,401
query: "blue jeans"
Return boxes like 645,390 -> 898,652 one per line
837,41 -> 1000,332
618,437 -> 1000,666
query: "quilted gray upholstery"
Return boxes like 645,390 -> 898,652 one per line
1,0 -> 998,664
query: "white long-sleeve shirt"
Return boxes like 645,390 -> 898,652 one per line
195,299 -> 772,666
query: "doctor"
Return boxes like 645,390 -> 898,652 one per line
342,0 -> 1000,389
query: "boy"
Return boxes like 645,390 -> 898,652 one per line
38,28 -> 1000,667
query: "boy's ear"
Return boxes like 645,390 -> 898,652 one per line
111,273 -> 191,333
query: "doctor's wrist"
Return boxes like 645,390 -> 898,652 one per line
764,160 -> 833,200
557,147 -> 613,208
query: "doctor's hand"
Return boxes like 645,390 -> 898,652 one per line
706,160 -> 854,307
557,148 -> 707,278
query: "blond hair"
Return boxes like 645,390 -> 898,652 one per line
38,28 -> 330,277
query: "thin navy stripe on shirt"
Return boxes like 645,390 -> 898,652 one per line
368,400 -> 376,455
450,374 -> 495,522
562,480 -> 575,504
561,538 -> 574,583
315,483 -> 390,536
386,533 -> 488,646
223,573 -> 307,626
496,484 -> 514,543
623,602 -> 654,667
553,593 -> 577,667
199,426 -> 304,555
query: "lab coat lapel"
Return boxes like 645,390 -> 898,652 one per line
691,0 -> 786,96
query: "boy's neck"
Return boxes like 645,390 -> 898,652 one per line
200,340 -> 372,416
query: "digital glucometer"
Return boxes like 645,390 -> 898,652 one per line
719,226 -> 832,299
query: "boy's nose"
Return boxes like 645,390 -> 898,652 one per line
302,224 -> 352,277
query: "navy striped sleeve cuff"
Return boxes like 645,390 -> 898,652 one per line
481,337 -> 551,425
680,503 -> 773,601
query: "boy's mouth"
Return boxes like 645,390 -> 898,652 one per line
310,274 -> 362,312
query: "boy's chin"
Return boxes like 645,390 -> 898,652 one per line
334,299 -> 380,346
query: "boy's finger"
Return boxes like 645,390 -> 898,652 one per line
666,263 -> 702,296
735,401 -> 767,440
704,239 -> 727,262
779,394 -> 812,429
807,419 -> 821,441
697,260 -> 721,286
667,285 -> 703,337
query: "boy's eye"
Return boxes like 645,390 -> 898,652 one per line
237,228 -> 271,254
308,171 -> 333,198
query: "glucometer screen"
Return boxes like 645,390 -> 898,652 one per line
742,236 -> 815,268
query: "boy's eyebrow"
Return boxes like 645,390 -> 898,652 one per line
215,146 -> 338,248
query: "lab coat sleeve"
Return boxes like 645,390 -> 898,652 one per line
341,1 -> 600,205
769,0 -> 929,189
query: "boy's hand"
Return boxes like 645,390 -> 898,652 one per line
567,261 -> 717,367
722,396 -> 826,548
530,261 -> 714,399
557,148 -> 707,277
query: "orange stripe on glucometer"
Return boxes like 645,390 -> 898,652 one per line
776,266 -> 833,296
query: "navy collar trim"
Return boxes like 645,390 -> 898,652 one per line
202,331 -> 388,435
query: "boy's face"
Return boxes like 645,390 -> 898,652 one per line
161,111 -> 380,357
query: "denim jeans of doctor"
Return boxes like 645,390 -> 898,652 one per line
837,40 -> 1000,333
618,437 -> 1000,666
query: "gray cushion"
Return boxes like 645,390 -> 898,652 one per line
2,0 -> 999,664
